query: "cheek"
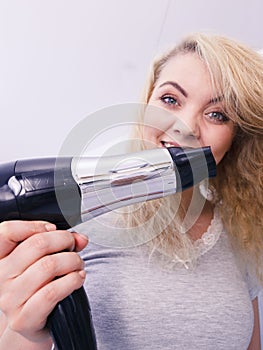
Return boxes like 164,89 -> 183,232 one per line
202,122 -> 235,164
144,108 -> 163,129
142,104 -> 174,141
142,106 -> 163,144
210,134 -> 234,164
142,125 -> 160,147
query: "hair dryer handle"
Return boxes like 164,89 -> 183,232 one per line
0,159 -> 96,349
47,287 -> 97,350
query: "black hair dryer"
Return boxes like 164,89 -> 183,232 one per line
0,146 -> 216,350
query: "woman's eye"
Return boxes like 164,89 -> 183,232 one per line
160,95 -> 179,107
206,111 -> 230,123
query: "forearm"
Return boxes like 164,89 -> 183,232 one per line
0,313 -> 52,350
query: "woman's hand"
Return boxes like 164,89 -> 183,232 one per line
0,221 -> 88,343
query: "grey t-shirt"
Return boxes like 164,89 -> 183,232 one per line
79,221 -> 260,350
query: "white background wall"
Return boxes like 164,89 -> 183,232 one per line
0,0 -> 262,161
1,0 -> 263,345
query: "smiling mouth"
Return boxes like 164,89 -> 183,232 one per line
161,141 -> 196,150
161,140 -> 182,148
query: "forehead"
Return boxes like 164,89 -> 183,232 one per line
156,53 -> 211,85
153,53 -> 222,103
149,53 -> 231,111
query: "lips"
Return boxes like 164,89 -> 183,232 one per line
161,140 -> 182,148
161,141 -> 196,150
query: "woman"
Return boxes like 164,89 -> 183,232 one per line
0,33 -> 262,349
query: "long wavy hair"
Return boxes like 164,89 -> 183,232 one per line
122,33 -> 263,275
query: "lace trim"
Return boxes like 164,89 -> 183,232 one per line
167,206 -> 224,270
193,205 -> 223,258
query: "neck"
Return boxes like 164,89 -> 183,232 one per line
179,185 -> 214,239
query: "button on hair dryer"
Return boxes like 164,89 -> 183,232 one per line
0,146 -> 216,350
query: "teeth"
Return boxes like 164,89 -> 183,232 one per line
162,141 -> 174,148
165,142 -> 173,147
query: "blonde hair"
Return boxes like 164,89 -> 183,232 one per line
126,33 -> 263,274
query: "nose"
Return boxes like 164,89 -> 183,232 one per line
171,113 -> 200,139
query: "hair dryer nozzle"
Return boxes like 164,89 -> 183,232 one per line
166,146 -> 216,191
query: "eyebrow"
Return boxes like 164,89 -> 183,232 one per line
158,81 -> 188,97
208,96 -> 224,104
159,81 -> 224,105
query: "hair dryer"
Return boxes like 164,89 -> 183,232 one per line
0,146 -> 216,350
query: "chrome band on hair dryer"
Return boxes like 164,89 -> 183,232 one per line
71,146 -> 216,223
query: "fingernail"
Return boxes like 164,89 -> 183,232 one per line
77,233 -> 89,242
45,223 -> 57,231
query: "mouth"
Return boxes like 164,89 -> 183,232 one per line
161,140 -> 196,150
161,140 -> 182,148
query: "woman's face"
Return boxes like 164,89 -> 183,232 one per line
143,53 -> 235,164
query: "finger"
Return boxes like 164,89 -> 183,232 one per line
72,232 -> 89,252
1,230 -> 76,279
0,221 -> 56,258
9,271 -> 86,342
10,252 -> 85,309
